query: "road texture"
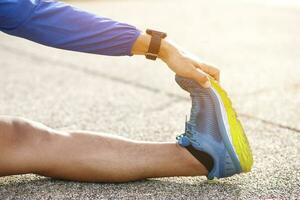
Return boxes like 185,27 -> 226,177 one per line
0,0 -> 299,199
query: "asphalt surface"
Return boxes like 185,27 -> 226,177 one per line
0,0 -> 300,199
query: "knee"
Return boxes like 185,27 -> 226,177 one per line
0,117 -> 28,149
0,117 -> 54,175
0,116 -> 51,150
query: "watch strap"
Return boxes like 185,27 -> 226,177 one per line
145,29 -> 167,60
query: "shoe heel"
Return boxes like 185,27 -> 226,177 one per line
223,150 -> 242,177
208,149 -> 241,179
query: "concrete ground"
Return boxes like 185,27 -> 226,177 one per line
0,0 -> 299,199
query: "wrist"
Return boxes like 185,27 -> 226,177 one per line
158,39 -> 179,62
130,32 -> 180,61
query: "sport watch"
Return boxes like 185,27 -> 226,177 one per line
145,29 -> 167,60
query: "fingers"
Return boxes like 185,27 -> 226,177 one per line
194,62 -> 220,82
176,64 -> 211,88
189,67 -> 211,88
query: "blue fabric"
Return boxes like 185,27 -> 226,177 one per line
0,0 -> 141,56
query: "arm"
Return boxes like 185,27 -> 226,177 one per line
0,0 -> 140,56
0,0 -> 220,87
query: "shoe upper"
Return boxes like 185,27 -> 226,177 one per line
175,75 -> 243,179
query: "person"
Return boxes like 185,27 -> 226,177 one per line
0,0 -> 253,182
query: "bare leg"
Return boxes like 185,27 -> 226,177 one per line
0,116 -> 208,182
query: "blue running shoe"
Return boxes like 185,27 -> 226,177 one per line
175,75 -> 253,179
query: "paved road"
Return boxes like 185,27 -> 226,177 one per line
0,0 -> 299,199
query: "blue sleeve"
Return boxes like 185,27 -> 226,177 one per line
0,0 -> 141,56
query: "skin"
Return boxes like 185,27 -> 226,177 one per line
0,116 -> 208,182
131,33 -> 220,87
0,32 -> 220,182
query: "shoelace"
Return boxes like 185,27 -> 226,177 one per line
176,120 -> 193,146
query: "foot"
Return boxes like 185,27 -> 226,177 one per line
175,75 -> 253,179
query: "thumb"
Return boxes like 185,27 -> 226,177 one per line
192,68 -> 211,88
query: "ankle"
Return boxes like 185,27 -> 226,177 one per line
176,144 -> 209,176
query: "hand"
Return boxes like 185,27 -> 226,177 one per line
131,33 -> 220,88
159,40 -> 220,88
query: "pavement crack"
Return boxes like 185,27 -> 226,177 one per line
2,44 -> 300,133
1,44 -> 185,100
240,113 -> 300,133
232,83 -> 300,96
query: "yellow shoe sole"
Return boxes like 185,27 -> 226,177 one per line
210,78 -> 253,173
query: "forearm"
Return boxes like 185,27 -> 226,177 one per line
130,33 -> 180,62
0,1 -> 177,60
0,0 -> 220,86
0,0 -> 140,56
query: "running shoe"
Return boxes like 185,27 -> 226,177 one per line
175,75 -> 253,179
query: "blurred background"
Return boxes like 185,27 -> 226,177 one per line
0,0 -> 299,199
